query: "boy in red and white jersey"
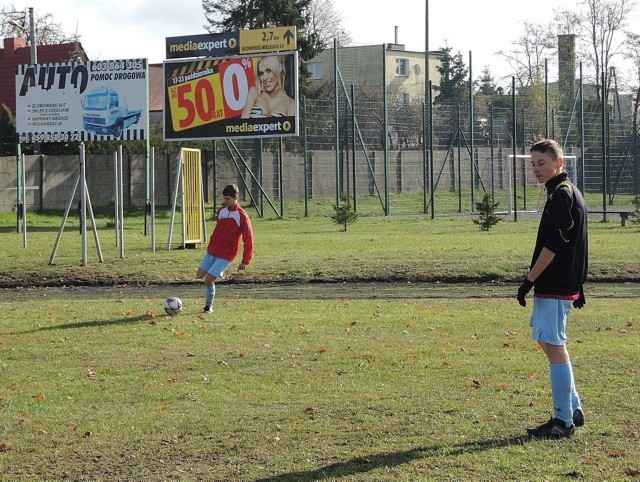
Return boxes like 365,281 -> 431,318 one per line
196,184 -> 254,313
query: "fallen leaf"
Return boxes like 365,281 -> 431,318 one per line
175,331 -> 184,336
159,405 -> 168,411
526,372 -> 535,378
337,370 -> 347,376
472,379 -> 483,388
0,443 -> 10,452
319,347 -> 326,354
68,427 -> 77,433
33,394 -> 45,401
626,468 -> 640,476
83,431 -> 92,438
609,450 -> 626,458
626,322 -> 634,327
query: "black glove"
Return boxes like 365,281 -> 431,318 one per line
573,287 -> 586,309
517,279 -> 534,307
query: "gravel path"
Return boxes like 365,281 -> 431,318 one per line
1,281 -> 637,301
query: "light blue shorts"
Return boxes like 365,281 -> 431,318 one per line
530,297 -> 573,345
199,253 -> 232,279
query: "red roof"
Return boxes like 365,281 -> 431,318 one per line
0,37 -> 87,115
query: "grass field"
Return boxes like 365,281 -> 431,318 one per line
0,208 -> 639,480
0,206 -> 639,286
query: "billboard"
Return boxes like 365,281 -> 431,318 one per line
163,51 -> 298,141
15,59 -> 148,143
166,26 -> 297,59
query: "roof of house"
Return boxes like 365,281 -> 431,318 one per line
0,37 -> 87,115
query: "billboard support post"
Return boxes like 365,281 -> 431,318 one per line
49,144 -> 103,266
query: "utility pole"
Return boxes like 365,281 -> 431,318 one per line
28,7 -> 37,63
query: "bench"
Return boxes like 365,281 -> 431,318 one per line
590,210 -> 633,227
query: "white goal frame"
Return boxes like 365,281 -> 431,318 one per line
506,154 -> 578,214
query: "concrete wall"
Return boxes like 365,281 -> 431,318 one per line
1,147 -> 574,212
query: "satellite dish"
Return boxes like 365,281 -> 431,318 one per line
414,64 -> 422,75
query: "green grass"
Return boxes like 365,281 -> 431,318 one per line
0,206 -> 639,287
1,295 -> 638,480
0,208 -> 638,480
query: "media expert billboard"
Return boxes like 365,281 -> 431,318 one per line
15,59 -> 148,143
163,51 -> 298,141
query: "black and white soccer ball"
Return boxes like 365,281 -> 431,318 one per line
163,296 -> 183,316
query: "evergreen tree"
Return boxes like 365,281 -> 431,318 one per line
202,0 -> 323,87
632,194 -> 640,225
476,66 -> 503,96
473,193 -> 501,231
331,192 -> 357,231
433,46 -> 468,105
0,104 -> 16,156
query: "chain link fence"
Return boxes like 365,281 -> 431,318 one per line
3,45 -> 639,220
208,44 -> 638,219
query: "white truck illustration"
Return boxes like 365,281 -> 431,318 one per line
81,87 -> 142,138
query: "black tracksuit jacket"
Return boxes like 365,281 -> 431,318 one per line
531,172 -> 588,298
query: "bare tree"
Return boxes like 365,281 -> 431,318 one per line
0,5 -> 78,45
577,0 -> 635,102
305,0 -> 352,48
625,31 -> 640,133
497,21 -> 556,89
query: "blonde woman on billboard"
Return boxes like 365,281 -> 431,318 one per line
241,55 -> 295,118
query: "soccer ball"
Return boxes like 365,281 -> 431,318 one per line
163,296 -> 183,316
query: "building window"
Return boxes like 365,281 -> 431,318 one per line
395,58 -> 409,77
403,93 -> 410,104
307,62 -> 324,80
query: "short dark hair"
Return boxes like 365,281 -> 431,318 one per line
222,184 -> 239,197
530,139 -> 563,160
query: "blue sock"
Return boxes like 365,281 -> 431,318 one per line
550,363 -> 574,427
205,284 -> 215,306
569,362 -> 582,412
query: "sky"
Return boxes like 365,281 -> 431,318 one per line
4,0 -> 640,85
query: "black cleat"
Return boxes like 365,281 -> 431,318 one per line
527,417 -> 575,438
573,408 -> 584,428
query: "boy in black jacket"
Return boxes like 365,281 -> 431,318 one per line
517,139 -> 588,438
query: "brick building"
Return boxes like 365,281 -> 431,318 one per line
0,36 -> 87,116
